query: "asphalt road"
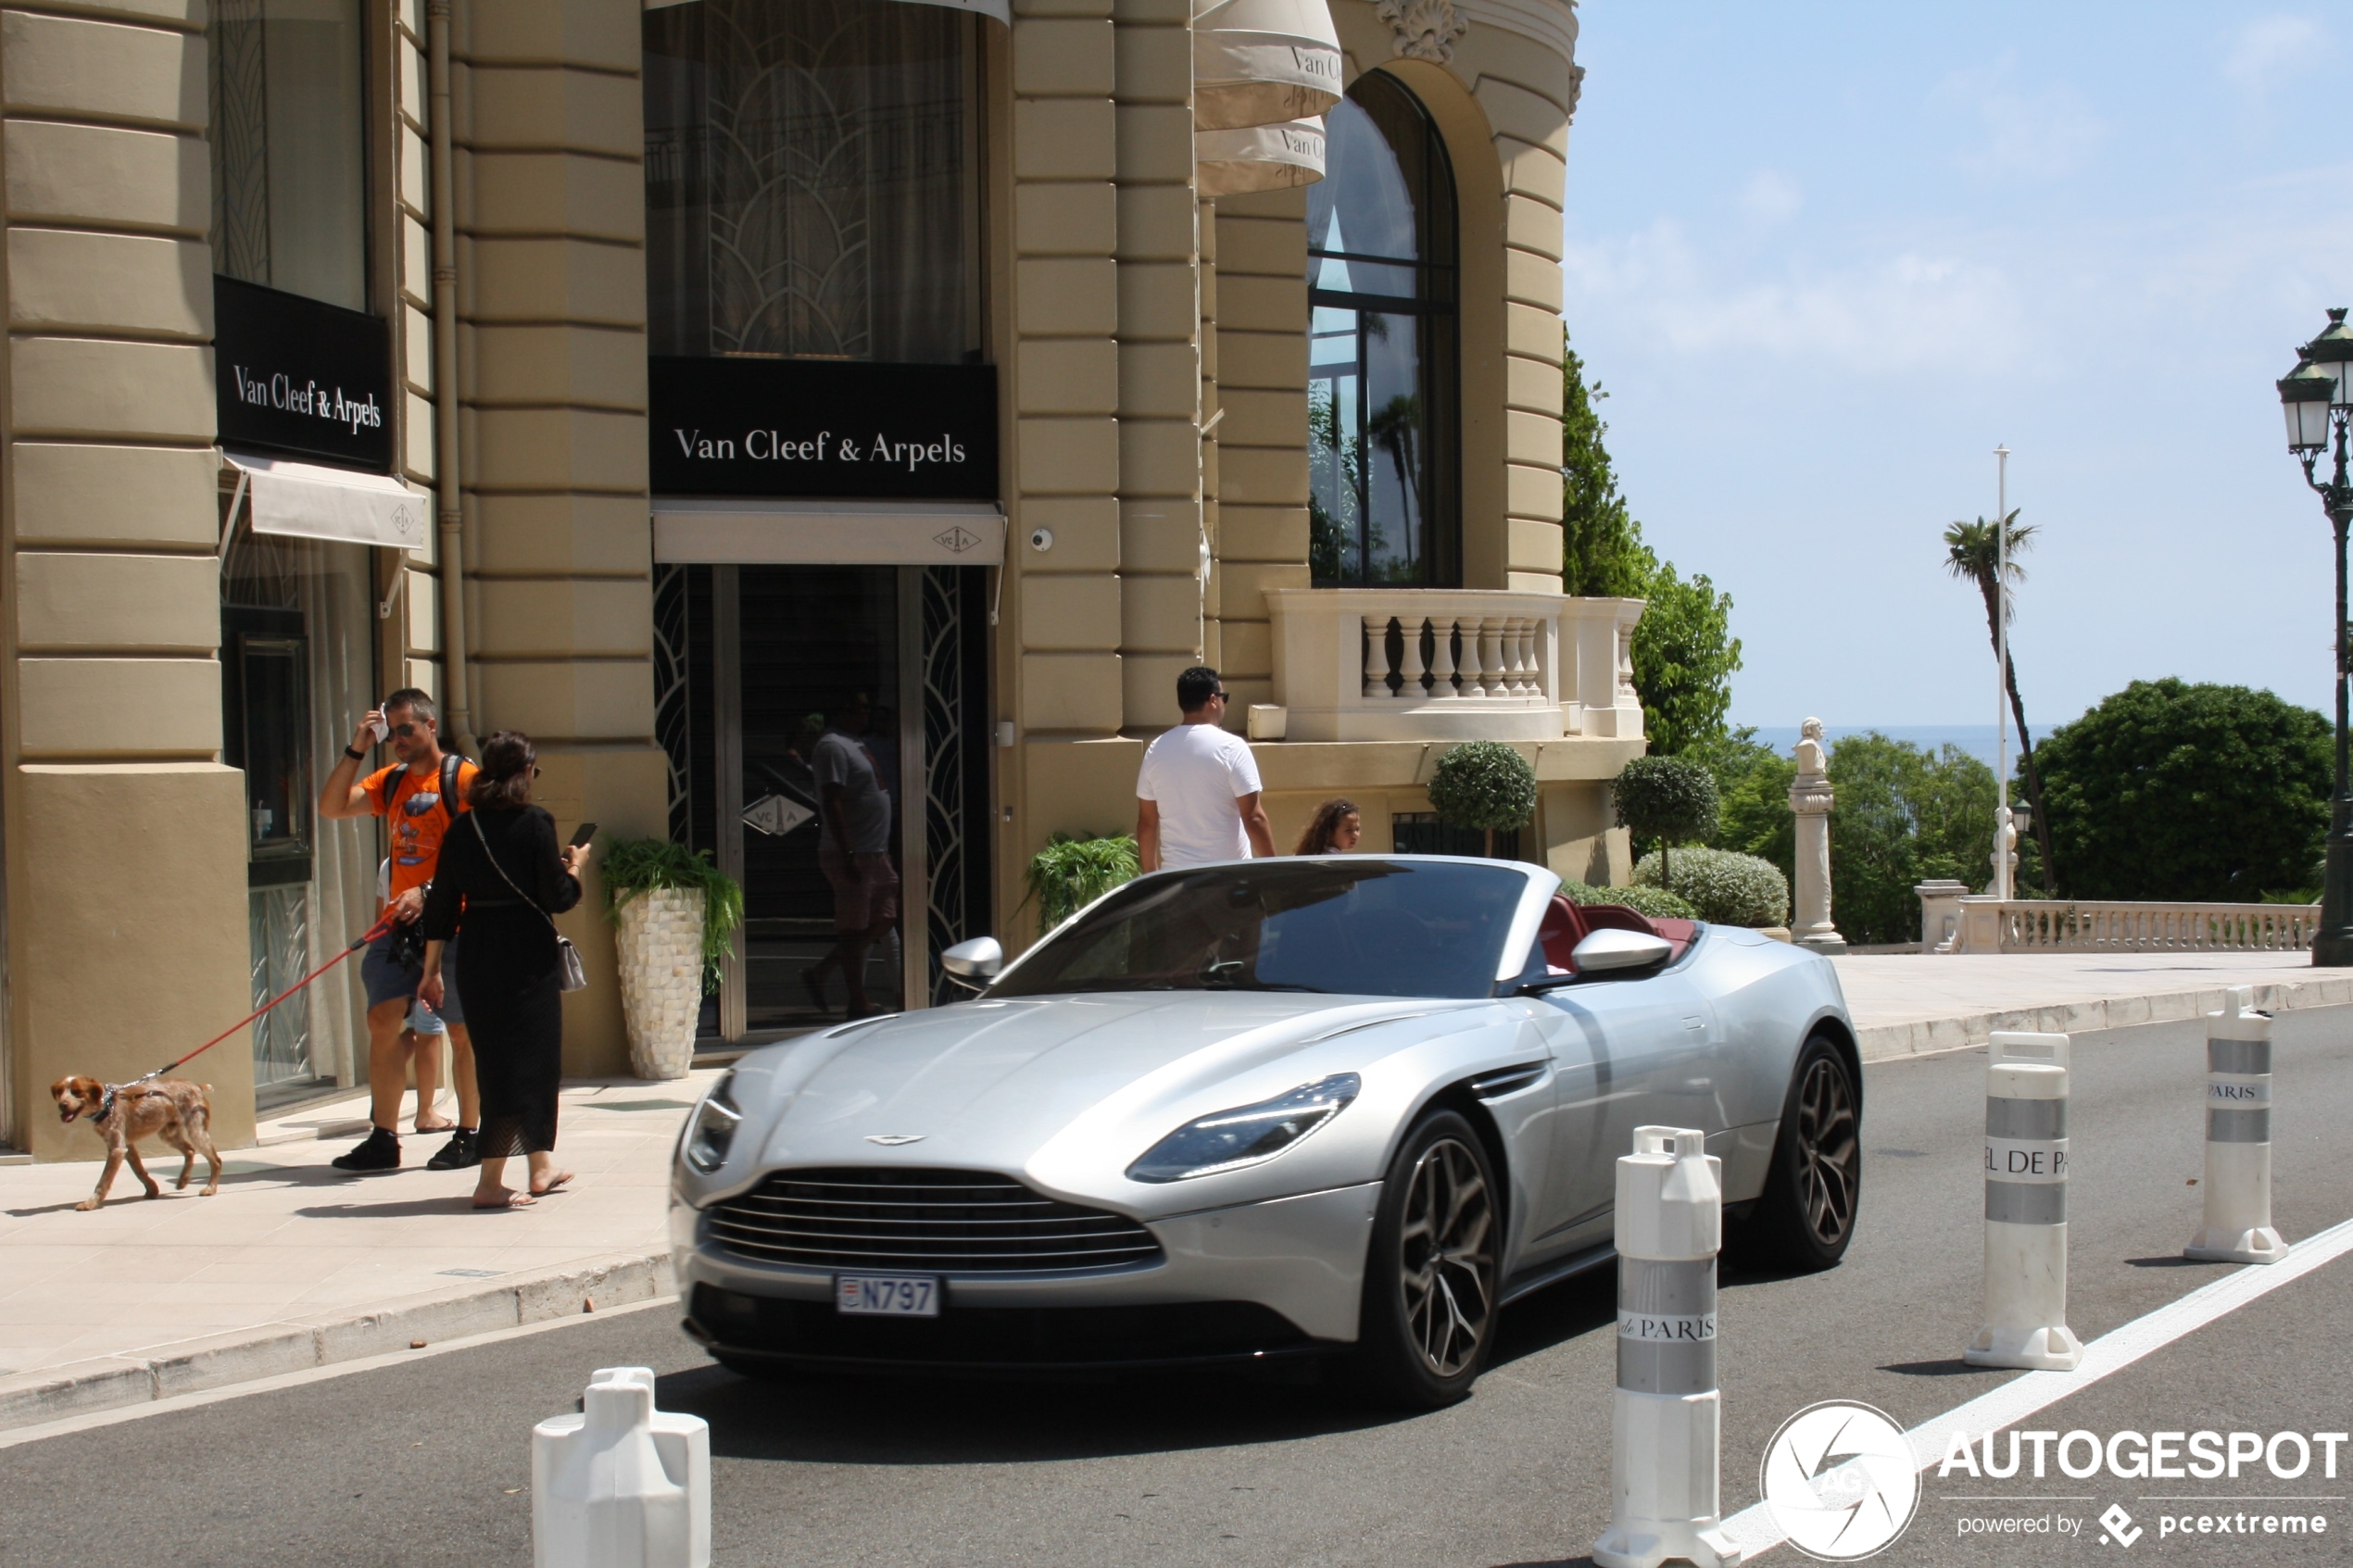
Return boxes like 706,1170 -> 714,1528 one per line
4,1006 -> 2351,1568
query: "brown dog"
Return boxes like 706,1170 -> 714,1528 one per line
51,1075 -> 223,1210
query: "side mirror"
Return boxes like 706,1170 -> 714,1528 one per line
940,935 -> 1003,990
1568,927 -> 1672,975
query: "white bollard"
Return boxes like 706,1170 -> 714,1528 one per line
2185,987 -> 2290,1264
533,1366 -> 711,1568
1963,1032 -> 2083,1371
1593,1125 -> 1743,1568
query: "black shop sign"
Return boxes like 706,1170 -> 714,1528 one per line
213,275 -> 395,471
649,357 -> 998,500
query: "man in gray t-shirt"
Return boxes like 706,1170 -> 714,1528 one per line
804,692 -> 900,1020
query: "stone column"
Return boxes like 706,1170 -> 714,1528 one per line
2,2 -> 258,1153
458,0 -> 670,1075
1787,717 -> 1844,953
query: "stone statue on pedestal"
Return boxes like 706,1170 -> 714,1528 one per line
1990,804 -> 2019,901
1787,717 -> 1846,954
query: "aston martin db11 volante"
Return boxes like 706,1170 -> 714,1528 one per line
671,856 -> 1860,1405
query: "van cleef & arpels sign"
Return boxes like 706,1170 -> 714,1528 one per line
649,357 -> 999,501
213,275 -> 396,471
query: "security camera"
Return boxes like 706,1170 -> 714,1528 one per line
1029,527 -> 1054,552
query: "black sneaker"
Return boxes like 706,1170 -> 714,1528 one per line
331,1126 -> 400,1172
426,1127 -> 481,1171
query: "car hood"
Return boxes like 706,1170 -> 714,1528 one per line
747,991 -> 1474,1176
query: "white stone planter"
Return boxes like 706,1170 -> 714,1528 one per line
614,887 -> 705,1081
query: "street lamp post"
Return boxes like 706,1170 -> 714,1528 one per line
2278,309 -> 2353,966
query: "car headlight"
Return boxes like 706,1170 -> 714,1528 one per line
684,1073 -> 742,1173
1126,1073 -> 1361,1184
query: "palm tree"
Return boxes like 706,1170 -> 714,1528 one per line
1944,509 -> 2060,896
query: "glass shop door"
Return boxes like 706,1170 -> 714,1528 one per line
716,565 -> 917,1034
655,561 -> 992,1047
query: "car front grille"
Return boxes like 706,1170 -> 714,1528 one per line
708,1167 -> 1164,1274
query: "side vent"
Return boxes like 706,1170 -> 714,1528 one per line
1468,1062 -> 1547,1100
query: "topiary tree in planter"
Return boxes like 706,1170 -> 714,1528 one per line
601,838 -> 744,1080
1612,754 -> 1720,884
1428,741 -> 1540,859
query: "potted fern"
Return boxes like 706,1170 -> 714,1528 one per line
1024,833 -> 1139,933
600,837 -> 744,1080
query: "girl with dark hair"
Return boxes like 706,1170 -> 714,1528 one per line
1293,798 -> 1363,856
419,731 -> 590,1209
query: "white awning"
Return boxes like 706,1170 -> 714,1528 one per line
1193,0 -> 1341,132
1197,118 -> 1326,198
223,451 -> 428,550
653,498 -> 1006,566
645,0 -> 1010,24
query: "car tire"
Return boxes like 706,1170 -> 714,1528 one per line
1733,1033 -> 1861,1273
1349,1109 -> 1502,1410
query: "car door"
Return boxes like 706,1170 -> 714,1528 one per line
1523,965 -> 1721,1256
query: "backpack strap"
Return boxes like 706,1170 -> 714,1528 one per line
441,752 -> 467,817
379,764 -> 401,816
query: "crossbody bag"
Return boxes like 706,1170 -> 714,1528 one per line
471,813 -> 588,993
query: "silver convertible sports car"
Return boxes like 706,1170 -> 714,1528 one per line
672,856 -> 1861,1407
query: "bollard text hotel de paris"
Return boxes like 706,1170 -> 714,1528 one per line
0,0 -> 1642,1158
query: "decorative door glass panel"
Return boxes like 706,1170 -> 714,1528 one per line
645,0 -> 983,364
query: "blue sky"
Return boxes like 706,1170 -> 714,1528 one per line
1559,4 -> 2353,732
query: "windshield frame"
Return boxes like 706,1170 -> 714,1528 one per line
985,856 -> 1558,1000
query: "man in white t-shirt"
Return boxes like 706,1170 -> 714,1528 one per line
1136,666 -> 1277,872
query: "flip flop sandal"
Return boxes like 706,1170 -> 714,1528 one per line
530,1172 -> 576,1197
472,1189 -> 535,1210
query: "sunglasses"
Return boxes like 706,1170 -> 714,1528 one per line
1211,689 -> 1230,701
389,722 -> 423,738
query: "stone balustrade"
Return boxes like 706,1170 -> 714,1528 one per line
1263,589 -> 1645,743
1927,895 -> 2322,955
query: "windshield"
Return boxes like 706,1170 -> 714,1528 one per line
990,859 -> 1530,1000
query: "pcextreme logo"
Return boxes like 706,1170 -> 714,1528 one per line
1761,1401 -> 1923,1561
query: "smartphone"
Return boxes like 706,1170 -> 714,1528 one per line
568,822 -> 599,848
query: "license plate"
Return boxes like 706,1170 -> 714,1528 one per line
835,1273 -> 941,1318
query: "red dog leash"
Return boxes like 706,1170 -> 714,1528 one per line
124,914 -> 399,1088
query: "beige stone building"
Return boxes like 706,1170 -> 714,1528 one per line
0,0 -> 1638,1159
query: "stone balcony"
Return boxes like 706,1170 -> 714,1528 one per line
1262,588 -> 1646,744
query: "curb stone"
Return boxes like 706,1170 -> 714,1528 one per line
1856,974 -> 2353,1062
0,1248 -> 673,1434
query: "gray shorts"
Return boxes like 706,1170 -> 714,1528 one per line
360,931 -> 464,1028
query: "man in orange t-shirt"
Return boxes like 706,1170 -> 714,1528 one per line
318,688 -> 480,1172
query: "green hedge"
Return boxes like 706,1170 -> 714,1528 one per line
1632,846 -> 1789,927
1559,880 -> 1699,921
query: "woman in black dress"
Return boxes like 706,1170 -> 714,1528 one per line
419,732 -> 587,1209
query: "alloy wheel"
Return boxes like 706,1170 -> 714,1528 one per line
1793,1054 -> 1859,1248
1397,1136 -> 1495,1377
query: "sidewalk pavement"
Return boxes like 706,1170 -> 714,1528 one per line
1831,949 -> 2342,1059
4,950 -> 2349,1430
0,1073 -> 715,1430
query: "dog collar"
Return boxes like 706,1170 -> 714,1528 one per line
95,1085 -> 116,1123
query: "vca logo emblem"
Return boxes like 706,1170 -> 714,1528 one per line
1760,1401 -> 1922,1561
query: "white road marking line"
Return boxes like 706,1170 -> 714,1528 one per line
1719,1213 -> 2353,1558
0,1295 -> 681,1449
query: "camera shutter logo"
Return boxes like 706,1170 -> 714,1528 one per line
1760,1400 -> 1921,1561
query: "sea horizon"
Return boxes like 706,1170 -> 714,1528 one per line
1742,722 -> 2051,774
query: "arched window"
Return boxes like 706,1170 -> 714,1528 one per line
1306,71 -> 1458,586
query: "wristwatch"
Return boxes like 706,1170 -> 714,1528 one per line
345,746 -> 367,760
